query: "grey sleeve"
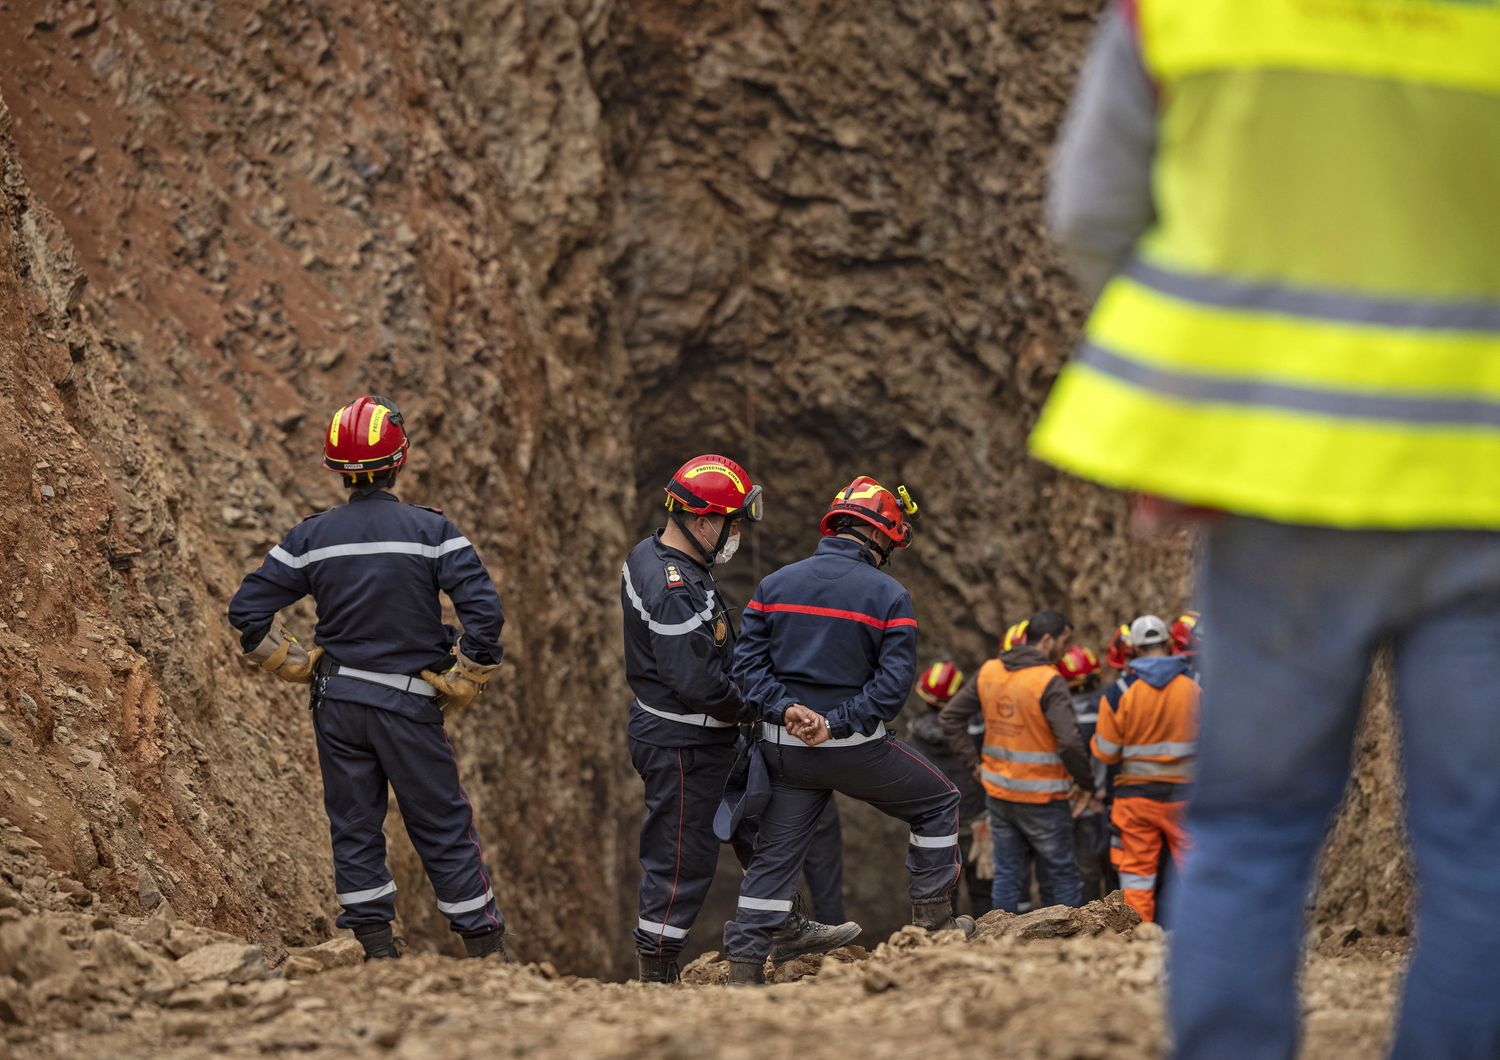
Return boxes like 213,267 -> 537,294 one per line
1048,4 -> 1158,304
1040,676 -> 1096,792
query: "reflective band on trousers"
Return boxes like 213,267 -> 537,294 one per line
271,537 -> 472,569
635,699 -> 734,729
759,722 -> 886,748
436,887 -> 495,915
1122,758 -> 1196,779
337,880 -> 396,906
1119,872 -> 1156,891
337,666 -> 438,698
982,744 -> 1063,765
738,895 -> 793,912
638,917 -> 689,940
1080,343 -> 1500,429
1126,259 -> 1500,335
909,833 -> 959,849
1122,740 -> 1197,757
981,769 -> 1072,794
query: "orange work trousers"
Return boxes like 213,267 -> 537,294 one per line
1111,795 -> 1190,923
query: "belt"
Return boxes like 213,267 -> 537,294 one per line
759,721 -> 886,748
335,666 -> 438,698
634,699 -> 734,729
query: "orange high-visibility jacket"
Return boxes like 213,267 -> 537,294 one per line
1092,655 -> 1199,790
978,657 -> 1075,804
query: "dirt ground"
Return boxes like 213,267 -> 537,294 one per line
3,896 -> 1404,1060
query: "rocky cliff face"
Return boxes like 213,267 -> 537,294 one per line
0,0 -> 1405,984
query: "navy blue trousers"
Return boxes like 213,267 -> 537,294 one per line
803,800 -> 846,923
724,732 -> 961,962
313,697 -> 503,935
631,737 -> 755,959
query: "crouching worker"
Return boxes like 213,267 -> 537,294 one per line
229,396 -> 508,962
623,455 -> 856,983
723,478 -> 969,986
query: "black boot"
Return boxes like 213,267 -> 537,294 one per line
769,893 -> 862,964
912,898 -> 976,939
461,927 -> 514,962
354,923 -> 401,961
637,953 -> 680,984
726,960 -> 766,987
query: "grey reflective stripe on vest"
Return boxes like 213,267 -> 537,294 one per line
638,917 -> 689,940
1127,259 -> 1500,334
337,880 -> 396,906
621,564 -> 716,636
1119,872 -> 1156,891
636,699 -> 734,729
759,722 -> 887,748
1121,758 -> 1196,778
982,745 -> 1063,765
1080,343 -> 1500,429
981,769 -> 1072,794
271,537 -> 472,569
1123,740 -> 1197,757
337,666 -> 438,698
436,887 -> 494,915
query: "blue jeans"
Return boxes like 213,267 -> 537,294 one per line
987,795 -> 1083,912
1170,517 -> 1500,1060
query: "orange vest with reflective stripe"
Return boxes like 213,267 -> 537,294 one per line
1092,673 -> 1200,787
977,660 -> 1071,804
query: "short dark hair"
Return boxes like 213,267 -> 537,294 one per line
1028,610 -> 1072,640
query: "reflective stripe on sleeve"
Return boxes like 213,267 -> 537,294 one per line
637,918 -> 689,940
1093,736 -> 1122,756
337,880 -> 397,906
737,896 -> 794,912
436,888 -> 495,915
1119,872 -> 1157,891
621,565 -> 715,636
981,770 -> 1072,794
983,745 -> 1063,765
909,833 -> 959,849
271,537 -> 472,569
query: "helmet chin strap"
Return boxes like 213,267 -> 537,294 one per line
841,526 -> 893,568
670,510 -> 733,568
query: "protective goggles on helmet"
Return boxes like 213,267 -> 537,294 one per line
734,484 -> 765,522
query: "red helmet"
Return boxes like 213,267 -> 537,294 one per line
1000,620 -> 1029,654
1105,624 -> 1135,670
665,455 -> 763,521
1171,610 -> 1202,655
324,396 -> 408,476
1058,646 -> 1101,687
820,476 -> 917,547
915,660 -> 965,707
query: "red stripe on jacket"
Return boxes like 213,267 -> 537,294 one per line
745,599 -> 918,631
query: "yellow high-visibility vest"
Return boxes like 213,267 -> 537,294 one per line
1030,0 -> 1500,528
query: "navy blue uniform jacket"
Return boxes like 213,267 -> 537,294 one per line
621,531 -> 757,747
733,536 -> 919,740
227,489 -> 504,724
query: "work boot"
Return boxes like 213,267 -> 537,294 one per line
769,894 -> 862,964
726,960 -> 766,987
637,953 -> 680,984
354,923 -> 402,961
912,898 -> 976,939
461,927 -> 514,962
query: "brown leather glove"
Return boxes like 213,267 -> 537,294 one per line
969,818 -> 995,881
245,621 -> 323,684
420,647 -> 500,714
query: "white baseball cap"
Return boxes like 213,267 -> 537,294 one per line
1130,615 -> 1171,648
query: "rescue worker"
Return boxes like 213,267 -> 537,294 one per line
941,611 -> 1098,913
907,660 -> 993,917
1170,610 -> 1202,683
1059,646 -> 1108,902
228,396 -> 508,962
722,477 -> 968,985
621,455 -> 852,984
1091,616 -> 1199,923
1035,3 -> 1500,1053
1098,624 -> 1138,893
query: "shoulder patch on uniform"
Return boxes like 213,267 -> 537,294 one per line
407,503 -> 444,515
664,562 -> 688,590
711,613 -> 729,646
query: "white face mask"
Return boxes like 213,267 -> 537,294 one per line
715,527 -> 742,565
